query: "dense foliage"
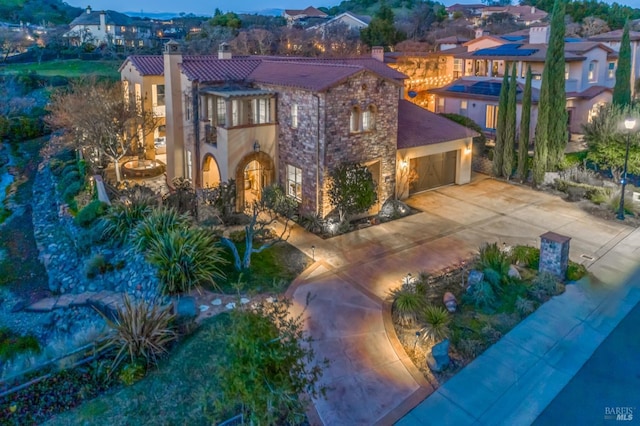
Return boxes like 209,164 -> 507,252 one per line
503,63 -> 517,179
518,66 -> 532,181
215,299 -> 327,425
0,0 -> 81,25
327,162 -> 378,223
521,0 -> 640,30
613,21 -> 632,107
360,3 -> 406,48
493,69 -> 510,177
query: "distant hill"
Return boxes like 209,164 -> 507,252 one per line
124,11 -> 180,20
0,0 -> 82,25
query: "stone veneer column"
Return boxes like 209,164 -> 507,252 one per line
539,231 -> 571,281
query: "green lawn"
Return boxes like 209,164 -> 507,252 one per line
44,315 -> 231,426
0,60 -> 121,79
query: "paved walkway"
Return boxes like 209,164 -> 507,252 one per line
283,175 -> 640,425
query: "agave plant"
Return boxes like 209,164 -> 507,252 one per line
420,305 -> 450,343
390,287 -> 425,326
101,201 -> 153,244
147,227 -> 226,294
132,207 -> 191,252
99,295 -> 176,371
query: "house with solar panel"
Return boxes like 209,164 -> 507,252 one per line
426,25 -> 614,140
118,42 -> 478,215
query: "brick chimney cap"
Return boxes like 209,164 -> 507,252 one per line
540,231 -> 571,243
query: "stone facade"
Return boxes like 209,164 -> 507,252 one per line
539,231 -> 571,280
269,71 -> 400,218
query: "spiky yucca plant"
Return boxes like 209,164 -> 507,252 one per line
420,305 -> 450,343
100,295 -> 176,371
132,207 -> 191,252
390,287 -> 425,326
101,201 -> 153,244
147,227 -> 226,294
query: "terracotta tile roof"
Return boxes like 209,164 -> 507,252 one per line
566,86 -> 611,99
121,55 -> 164,75
437,35 -> 470,44
180,59 -> 262,83
589,29 -> 640,42
564,41 -> 612,54
397,100 -> 477,149
248,61 -> 364,91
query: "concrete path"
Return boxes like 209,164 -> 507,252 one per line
284,175 -> 640,425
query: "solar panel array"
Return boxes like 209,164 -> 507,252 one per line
501,35 -> 527,42
474,43 -> 538,57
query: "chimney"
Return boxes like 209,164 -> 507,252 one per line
371,46 -> 384,62
475,28 -> 487,39
99,11 -> 106,31
529,25 -> 549,44
218,42 -> 232,60
531,6 -> 536,14
86,5 -> 92,14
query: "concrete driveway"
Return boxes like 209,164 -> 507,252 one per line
285,175 -> 639,425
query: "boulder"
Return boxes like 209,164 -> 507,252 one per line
379,199 -> 411,220
426,339 -> 451,372
467,270 -> 484,292
443,292 -> 457,313
508,265 -> 521,280
173,296 -> 197,318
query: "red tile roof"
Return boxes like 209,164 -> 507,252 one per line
180,59 -> 262,82
566,86 -> 611,99
397,100 -> 477,149
589,29 -> 640,42
121,55 -> 163,75
248,61 -> 364,91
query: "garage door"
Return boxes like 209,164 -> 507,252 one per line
409,151 -> 457,194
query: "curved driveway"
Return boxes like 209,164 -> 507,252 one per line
285,175 -> 638,425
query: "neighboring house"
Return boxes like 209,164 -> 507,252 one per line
283,6 -> 328,27
445,3 -> 485,19
119,43 -> 476,216
65,5 -> 151,47
387,25 -> 614,138
480,6 -> 548,27
436,35 -> 470,51
588,29 -> 640,95
307,11 -> 371,32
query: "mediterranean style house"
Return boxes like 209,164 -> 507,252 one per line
388,25 -> 616,139
65,6 -> 151,47
119,42 -> 476,216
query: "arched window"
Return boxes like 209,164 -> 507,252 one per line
362,105 -> 376,131
350,106 -> 360,133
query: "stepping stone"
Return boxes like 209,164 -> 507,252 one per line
199,305 -> 210,312
69,292 -> 96,307
211,298 -> 222,306
89,290 -> 115,302
240,297 -> 250,305
26,298 -> 57,312
54,294 -> 76,309
225,302 -> 236,310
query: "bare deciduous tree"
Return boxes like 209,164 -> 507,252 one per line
46,78 -> 161,182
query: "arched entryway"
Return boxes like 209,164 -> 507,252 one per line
235,151 -> 275,211
202,154 -> 221,188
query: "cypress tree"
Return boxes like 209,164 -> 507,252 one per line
533,0 -> 566,185
547,0 -> 568,170
503,62 -> 517,179
518,65 -> 532,182
613,20 -> 632,107
493,68 -> 510,177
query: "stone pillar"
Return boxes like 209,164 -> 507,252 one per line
539,232 -> 571,280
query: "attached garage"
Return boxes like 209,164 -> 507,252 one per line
409,151 -> 457,194
396,100 -> 477,199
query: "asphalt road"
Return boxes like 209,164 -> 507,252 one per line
533,298 -> 640,426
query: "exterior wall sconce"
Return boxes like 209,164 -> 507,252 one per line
400,159 -> 408,169
465,144 -> 472,154
253,141 -> 260,153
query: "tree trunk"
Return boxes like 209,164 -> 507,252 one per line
221,237 -> 242,271
114,158 -> 122,182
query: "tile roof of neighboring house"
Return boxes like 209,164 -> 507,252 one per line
436,35 -> 470,44
446,3 -> 485,12
248,61 -> 366,91
284,6 -> 328,18
121,55 -> 163,75
430,77 -> 540,103
455,43 -> 587,62
589,29 -> 640,42
70,10 -> 132,26
180,59 -> 262,83
566,86 -> 612,99
482,5 -> 548,22
397,100 -> 477,148
564,41 -> 612,54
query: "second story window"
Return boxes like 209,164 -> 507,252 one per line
152,84 -> 165,107
252,98 -> 270,124
291,103 -> 298,128
453,59 -> 463,78
216,98 -> 226,127
460,100 -> 468,116
608,62 -> 615,79
486,104 -> 498,130
588,61 -> 598,83
362,105 -> 376,131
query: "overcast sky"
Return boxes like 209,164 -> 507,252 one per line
65,0 -> 640,16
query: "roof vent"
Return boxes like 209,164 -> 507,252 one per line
218,42 -> 232,60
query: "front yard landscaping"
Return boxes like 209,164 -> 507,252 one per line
391,243 -> 588,385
